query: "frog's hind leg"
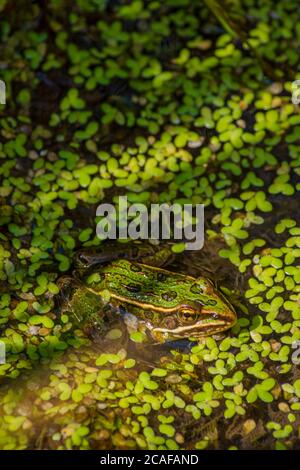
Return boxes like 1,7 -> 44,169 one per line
73,241 -> 174,275
57,276 -> 107,332
73,243 -> 125,275
73,241 -> 149,275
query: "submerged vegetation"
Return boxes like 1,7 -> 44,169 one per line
0,0 -> 300,450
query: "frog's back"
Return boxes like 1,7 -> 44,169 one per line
86,259 -> 195,309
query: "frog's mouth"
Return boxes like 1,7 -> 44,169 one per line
148,307 -> 236,339
149,320 -> 228,339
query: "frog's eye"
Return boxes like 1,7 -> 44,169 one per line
179,308 -> 196,323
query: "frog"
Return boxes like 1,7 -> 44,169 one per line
58,242 -> 237,343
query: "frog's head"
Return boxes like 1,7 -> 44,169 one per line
147,277 -> 237,342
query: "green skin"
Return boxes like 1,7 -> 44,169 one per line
58,244 -> 237,343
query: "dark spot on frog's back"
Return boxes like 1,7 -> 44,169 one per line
130,263 -> 142,273
190,283 -> 204,294
206,299 -> 217,306
161,291 -> 177,302
124,283 -> 141,293
157,272 -> 167,282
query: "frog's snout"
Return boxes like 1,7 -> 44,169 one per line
218,293 -> 237,328
202,301 -> 237,330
